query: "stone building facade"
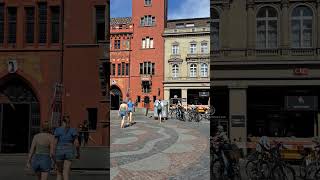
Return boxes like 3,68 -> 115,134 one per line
130,0 -> 167,109
211,0 -> 320,150
163,18 -> 210,106
110,17 -> 133,110
0,0 -> 109,153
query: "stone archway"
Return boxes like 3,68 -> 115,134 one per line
110,86 -> 122,110
0,74 -> 40,153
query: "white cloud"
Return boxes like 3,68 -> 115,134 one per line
169,0 -> 210,20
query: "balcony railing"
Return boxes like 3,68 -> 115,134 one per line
170,54 -> 181,59
166,76 -> 210,81
187,53 -> 210,58
211,48 -> 320,58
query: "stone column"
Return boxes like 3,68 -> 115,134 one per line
281,0 -> 290,55
247,0 -> 255,52
182,88 -> 188,106
229,85 -> 247,154
164,88 -> 170,101
317,0 -> 320,54
221,3 -> 230,49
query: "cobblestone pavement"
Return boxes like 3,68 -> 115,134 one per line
110,111 -> 210,180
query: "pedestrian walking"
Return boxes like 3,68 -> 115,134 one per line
26,121 -> 55,180
119,101 -> 128,128
54,116 -> 80,180
156,99 -> 164,124
127,99 -> 135,125
144,97 -> 150,116
82,120 -> 89,146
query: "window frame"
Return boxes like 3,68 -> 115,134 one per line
189,63 -> 197,78
172,64 -> 179,78
25,7 -> 35,44
200,63 -> 208,77
256,6 -> 279,49
291,5 -> 313,48
144,0 -> 152,6
190,43 -> 197,54
7,7 -> 17,44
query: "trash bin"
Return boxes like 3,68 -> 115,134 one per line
162,100 -> 168,120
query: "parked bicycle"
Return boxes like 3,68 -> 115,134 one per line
246,141 -> 295,180
299,141 -> 320,180
211,136 -> 242,180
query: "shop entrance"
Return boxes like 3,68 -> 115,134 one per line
247,87 -> 319,138
0,75 -> 40,153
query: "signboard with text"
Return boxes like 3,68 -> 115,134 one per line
285,96 -> 318,111
231,115 -> 246,127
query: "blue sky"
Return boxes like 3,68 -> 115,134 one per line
110,0 -> 209,20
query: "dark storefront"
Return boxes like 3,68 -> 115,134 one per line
187,89 -> 210,105
211,87 -> 229,135
247,87 -> 319,138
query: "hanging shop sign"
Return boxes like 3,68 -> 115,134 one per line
231,115 -> 246,127
285,96 -> 318,111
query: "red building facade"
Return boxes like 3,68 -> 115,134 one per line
130,0 -> 167,109
0,0 -> 109,153
110,17 -> 132,110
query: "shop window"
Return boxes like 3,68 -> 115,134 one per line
153,96 -> 156,102
137,96 -> 141,102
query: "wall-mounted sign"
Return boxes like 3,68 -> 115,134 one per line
294,68 -> 308,76
285,96 -> 318,111
111,80 -> 116,85
7,58 -> 17,73
231,115 -> 246,127
182,98 -> 187,102
199,92 -> 209,97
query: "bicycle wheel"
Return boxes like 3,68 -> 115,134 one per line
271,164 -> 295,180
299,156 -> 307,178
245,160 -> 258,179
306,162 -> 320,179
212,159 -> 225,180
314,168 -> 320,180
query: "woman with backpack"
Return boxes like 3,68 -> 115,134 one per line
156,99 -> 164,124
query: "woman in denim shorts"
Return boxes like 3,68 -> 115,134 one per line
54,116 -> 80,180
26,122 -> 55,180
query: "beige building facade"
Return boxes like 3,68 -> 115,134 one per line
211,0 -> 320,152
163,18 -> 210,106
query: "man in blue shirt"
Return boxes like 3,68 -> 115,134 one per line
127,99 -> 135,125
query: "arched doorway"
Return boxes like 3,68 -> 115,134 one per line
0,75 -> 40,153
110,86 -> 122,110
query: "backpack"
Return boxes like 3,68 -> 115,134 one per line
157,102 -> 162,110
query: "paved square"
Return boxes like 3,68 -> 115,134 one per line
110,111 -> 210,180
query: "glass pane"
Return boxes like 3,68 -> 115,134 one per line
257,7 -> 267,18
268,7 -> 277,17
303,7 -> 313,16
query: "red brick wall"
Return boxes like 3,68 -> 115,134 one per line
0,0 -> 109,146
110,24 -> 132,103
130,0 -> 167,109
